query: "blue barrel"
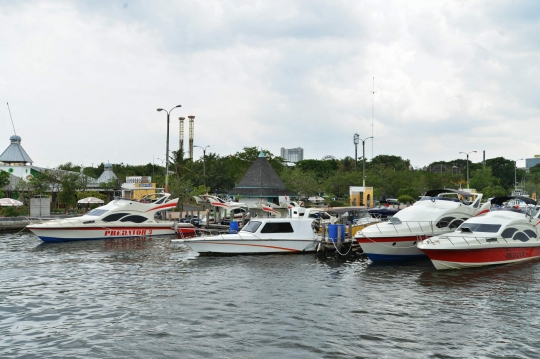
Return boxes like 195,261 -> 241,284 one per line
229,221 -> 239,234
327,224 -> 346,242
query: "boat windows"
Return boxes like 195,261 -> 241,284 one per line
119,215 -> 148,223
389,217 -> 402,224
87,209 -> 109,217
242,221 -> 262,233
436,217 -> 455,228
501,228 -> 518,239
524,230 -> 538,239
102,213 -> 130,222
260,222 -> 294,233
513,232 -> 530,242
459,223 -> 501,233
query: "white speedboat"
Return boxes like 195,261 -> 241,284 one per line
172,216 -> 319,255
27,193 -> 196,243
417,196 -> 540,270
354,189 -> 490,262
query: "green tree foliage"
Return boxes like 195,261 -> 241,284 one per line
59,173 -> 84,209
397,195 -> 415,204
469,167 -> 497,192
168,174 -> 193,212
370,155 -> 411,171
485,157 -> 516,189
280,167 -> 320,198
482,185 -> 507,198
296,159 -> 339,178
0,170 -> 9,197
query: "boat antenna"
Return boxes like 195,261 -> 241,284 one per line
371,72 -> 374,161
7,102 -> 17,135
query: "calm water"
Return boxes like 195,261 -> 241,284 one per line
1,231 -> 540,359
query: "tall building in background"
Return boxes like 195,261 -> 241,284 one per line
280,147 -> 304,163
526,155 -> 540,169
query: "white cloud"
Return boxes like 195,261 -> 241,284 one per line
0,0 -> 539,170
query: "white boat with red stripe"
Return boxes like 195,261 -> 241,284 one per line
173,215 -> 320,255
417,196 -> 540,270
27,192 -> 196,243
354,189 -> 490,262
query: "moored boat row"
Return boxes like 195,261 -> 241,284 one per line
23,189 -> 540,272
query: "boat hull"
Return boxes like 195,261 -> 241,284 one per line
27,224 -> 182,243
356,235 -> 429,262
420,246 -> 540,270
176,239 -> 316,255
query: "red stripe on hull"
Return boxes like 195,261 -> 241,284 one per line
421,246 -> 540,264
356,235 -> 428,244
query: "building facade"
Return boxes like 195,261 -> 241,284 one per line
526,155 -> 540,169
280,147 -> 304,163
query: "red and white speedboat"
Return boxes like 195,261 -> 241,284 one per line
354,189 -> 490,262
417,196 -> 540,270
27,193 -> 196,243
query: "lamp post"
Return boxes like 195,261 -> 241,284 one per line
353,133 -> 359,171
361,136 -> 374,188
459,151 -> 477,189
514,158 -> 523,190
194,145 -> 210,183
157,105 -> 182,192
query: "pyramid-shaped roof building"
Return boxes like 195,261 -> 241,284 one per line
0,135 -> 33,164
228,151 -> 296,198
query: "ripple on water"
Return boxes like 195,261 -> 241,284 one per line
2,232 -> 540,358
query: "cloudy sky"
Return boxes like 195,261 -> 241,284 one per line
1,0 -> 539,169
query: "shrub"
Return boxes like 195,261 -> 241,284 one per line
398,195 -> 415,204
3,206 -> 20,217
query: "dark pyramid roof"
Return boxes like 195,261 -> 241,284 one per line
228,155 -> 296,197
0,135 -> 33,164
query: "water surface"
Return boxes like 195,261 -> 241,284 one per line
1,231 -> 539,358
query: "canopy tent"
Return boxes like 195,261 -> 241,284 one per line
0,198 -> 23,206
77,197 -> 105,204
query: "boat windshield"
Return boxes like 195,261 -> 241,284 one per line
86,209 -> 109,217
241,221 -> 262,233
458,223 -> 501,233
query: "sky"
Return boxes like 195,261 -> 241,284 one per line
1,0 -> 539,170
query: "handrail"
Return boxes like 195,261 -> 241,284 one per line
425,235 -> 540,246
356,220 -> 443,237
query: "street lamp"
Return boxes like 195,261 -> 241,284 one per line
194,145 -> 210,182
459,151 -> 477,189
361,136 -> 374,188
157,105 -> 182,192
514,158 -> 523,190
353,133 -> 359,171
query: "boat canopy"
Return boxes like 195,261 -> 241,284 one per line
491,196 -> 537,206
423,188 -> 473,198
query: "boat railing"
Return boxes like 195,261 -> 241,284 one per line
358,220 -> 436,236
180,227 -> 318,241
423,235 -> 540,246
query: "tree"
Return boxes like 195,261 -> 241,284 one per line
0,170 -> 9,197
281,167 -> 320,198
59,173 -> 84,210
100,178 -> 119,202
168,174 -> 193,213
482,185 -> 507,198
370,155 -> 411,171
469,167 -> 497,192
485,157 -> 515,189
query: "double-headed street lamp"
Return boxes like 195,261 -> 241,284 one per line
194,145 -> 210,183
360,136 -> 373,188
459,150 -> 477,189
157,105 -> 182,192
